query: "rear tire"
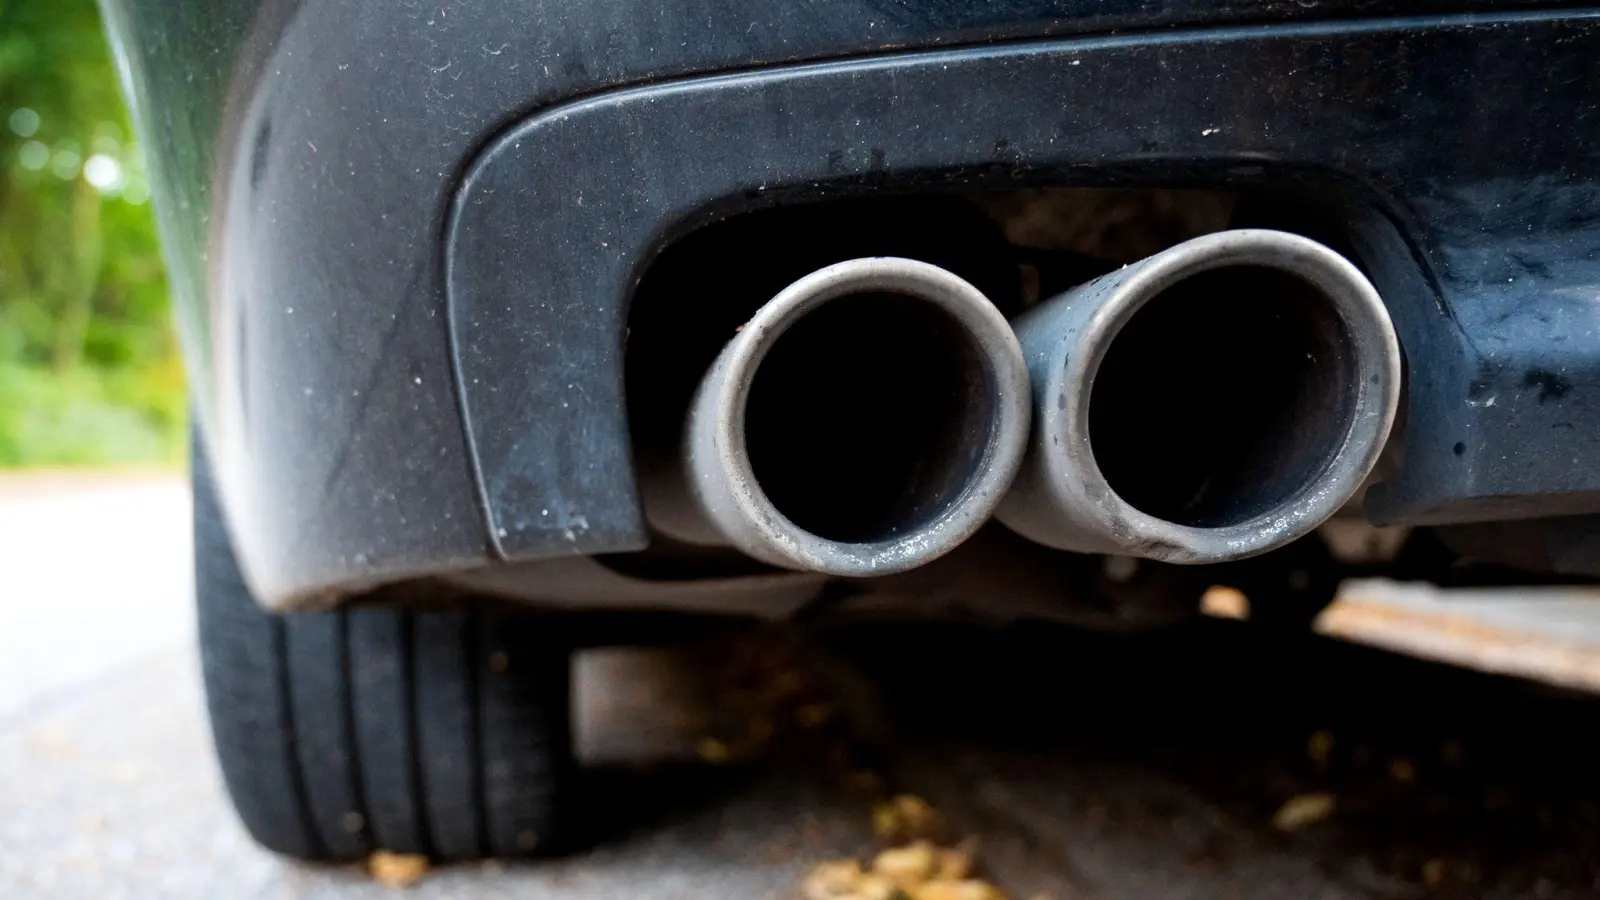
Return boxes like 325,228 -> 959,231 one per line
193,437 -> 572,861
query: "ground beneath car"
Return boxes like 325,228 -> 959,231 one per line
4,477 -> 1600,899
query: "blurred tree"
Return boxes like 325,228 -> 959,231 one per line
0,0 -> 180,466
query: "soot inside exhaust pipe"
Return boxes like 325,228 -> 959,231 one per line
1089,266 -> 1357,529
745,291 -> 997,544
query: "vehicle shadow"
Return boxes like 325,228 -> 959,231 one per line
560,615 -> 1600,897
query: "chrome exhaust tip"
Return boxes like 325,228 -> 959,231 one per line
997,229 -> 1402,564
675,257 -> 1031,576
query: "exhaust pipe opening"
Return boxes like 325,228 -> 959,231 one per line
682,258 -> 1031,576
998,229 -> 1401,563
1090,265 -> 1357,528
746,291 -> 998,544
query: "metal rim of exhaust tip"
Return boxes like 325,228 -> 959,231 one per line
697,256 -> 1032,577
1050,229 -> 1401,563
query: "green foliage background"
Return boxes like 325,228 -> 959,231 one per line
0,0 -> 181,466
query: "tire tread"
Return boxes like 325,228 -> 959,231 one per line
192,438 -> 569,862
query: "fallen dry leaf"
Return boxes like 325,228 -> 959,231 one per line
873,840 -> 938,889
1422,858 -> 1447,888
804,801 -> 1008,900
851,770 -> 887,796
1272,792 -> 1336,831
798,702 -> 836,728
1200,585 -> 1250,620
367,851 -> 430,889
1389,758 -> 1417,783
856,874 -> 905,900
802,860 -> 871,899
696,737 -> 732,764
1307,730 -> 1334,768
802,860 -> 905,900
873,794 -> 946,843
935,842 -> 977,881
913,880 -> 1008,900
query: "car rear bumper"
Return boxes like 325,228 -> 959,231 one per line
104,0 -> 1600,606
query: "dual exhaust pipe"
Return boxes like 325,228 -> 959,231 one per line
645,229 -> 1402,576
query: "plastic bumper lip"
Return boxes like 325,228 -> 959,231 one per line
448,10 -> 1600,563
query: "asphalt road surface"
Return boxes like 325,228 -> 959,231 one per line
5,476 -> 1600,899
